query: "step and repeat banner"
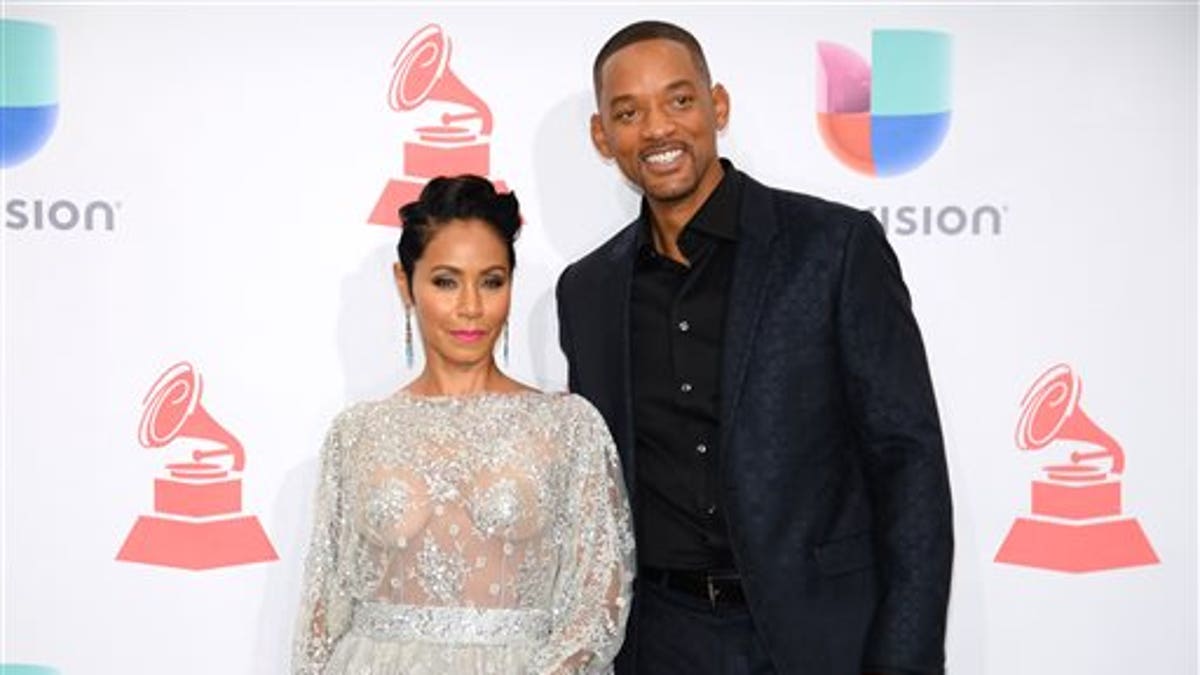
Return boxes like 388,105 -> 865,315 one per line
2,3 -> 1195,674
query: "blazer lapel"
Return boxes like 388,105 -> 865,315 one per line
600,221 -> 641,495
721,175 -> 781,433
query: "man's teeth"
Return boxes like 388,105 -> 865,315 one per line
645,149 -> 683,164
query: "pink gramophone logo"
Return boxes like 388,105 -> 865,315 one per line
995,363 -> 1158,573
116,362 -> 278,570
368,24 -> 507,226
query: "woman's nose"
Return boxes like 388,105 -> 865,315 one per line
458,288 -> 483,317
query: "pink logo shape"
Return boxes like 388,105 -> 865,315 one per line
995,363 -> 1158,573
116,362 -> 278,570
369,24 -> 507,227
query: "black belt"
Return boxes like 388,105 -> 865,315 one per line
640,567 -> 747,609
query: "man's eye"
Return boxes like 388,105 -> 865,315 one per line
672,95 -> 693,107
614,109 -> 636,122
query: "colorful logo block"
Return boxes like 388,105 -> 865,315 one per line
817,30 -> 951,177
1,19 -> 58,168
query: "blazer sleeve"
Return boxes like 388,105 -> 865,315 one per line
834,211 -> 953,675
556,264 -> 581,393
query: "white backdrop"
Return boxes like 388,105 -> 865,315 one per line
2,3 -> 1196,674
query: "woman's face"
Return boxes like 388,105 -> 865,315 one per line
397,218 -> 512,369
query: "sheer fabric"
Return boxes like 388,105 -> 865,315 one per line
293,391 -> 635,674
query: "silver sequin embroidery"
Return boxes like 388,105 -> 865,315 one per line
293,392 -> 635,675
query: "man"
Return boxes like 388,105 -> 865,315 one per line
555,20 -> 953,675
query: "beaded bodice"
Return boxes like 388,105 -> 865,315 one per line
294,391 -> 634,674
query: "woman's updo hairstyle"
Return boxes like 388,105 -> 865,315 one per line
396,175 -> 521,288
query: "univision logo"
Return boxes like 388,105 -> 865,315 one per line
1,19 -> 58,168
816,29 -> 951,177
2,20 -> 122,232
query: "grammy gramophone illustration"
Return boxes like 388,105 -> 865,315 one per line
995,363 -> 1158,573
369,23 -> 507,226
117,362 -> 277,570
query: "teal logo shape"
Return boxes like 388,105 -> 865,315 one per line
0,665 -> 61,675
1,19 -> 59,168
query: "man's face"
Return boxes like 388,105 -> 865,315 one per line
591,39 -> 729,212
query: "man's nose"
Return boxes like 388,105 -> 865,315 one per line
641,105 -> 676,140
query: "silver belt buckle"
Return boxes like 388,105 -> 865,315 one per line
706,574 -> 721,608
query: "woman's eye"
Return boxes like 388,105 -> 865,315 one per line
482,276 -> 507,290
432,277 -> 456,289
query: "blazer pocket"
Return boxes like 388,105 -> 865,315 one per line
814,532 -> 875,576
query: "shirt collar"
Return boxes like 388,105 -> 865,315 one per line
635,158 -> 741,258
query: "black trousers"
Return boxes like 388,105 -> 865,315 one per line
626,578 -> 778,675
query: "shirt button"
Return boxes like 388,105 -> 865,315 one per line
678,320 -> 690,332
696,443 -> 708,454
680,382 -> 693,393
705,505 -> 717,516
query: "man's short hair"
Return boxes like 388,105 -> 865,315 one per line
592,20 -> 712,100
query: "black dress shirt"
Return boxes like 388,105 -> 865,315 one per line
630,166 -> 742,571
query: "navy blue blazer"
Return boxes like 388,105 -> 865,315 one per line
555,168 -> 953,674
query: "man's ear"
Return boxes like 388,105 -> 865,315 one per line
590,113 -> 613,159
711,83 -> 730,131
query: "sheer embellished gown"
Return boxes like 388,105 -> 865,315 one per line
293,391 -> 635,674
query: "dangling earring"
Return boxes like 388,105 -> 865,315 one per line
404,306 -> 414,369
502,321 -> 510,367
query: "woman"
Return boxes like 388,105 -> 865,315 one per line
293,176 -> 634,674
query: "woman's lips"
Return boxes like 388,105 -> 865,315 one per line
449,329 -> 487,343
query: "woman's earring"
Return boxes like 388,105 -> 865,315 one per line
502,321 -> 510,367
404,306 -> 414,369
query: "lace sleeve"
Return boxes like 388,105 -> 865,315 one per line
292,407 -> 358,674
533,396 -> 636,675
